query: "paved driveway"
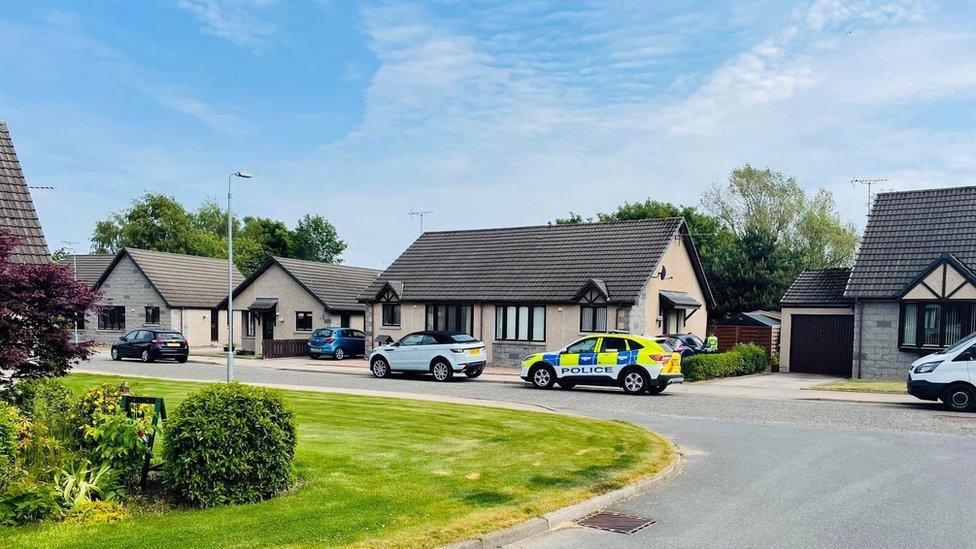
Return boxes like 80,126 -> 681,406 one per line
77,354 -> 976,548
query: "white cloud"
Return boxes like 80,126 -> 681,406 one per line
175,0 -> 278,51
141,85 -> 248,135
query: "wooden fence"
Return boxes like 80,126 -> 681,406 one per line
262,338 -> 308,359
709,325 -> 779,358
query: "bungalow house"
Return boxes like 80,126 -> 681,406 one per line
58,254 -> 114,287
359,218 -> 714,366
217,257 -> 381,357
86,248 -> 244,347
780,185 -> 976,380
0,121 -> 49,263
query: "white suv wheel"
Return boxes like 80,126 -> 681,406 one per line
432,362 -> 452,381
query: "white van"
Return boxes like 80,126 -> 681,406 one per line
907,332 -> 976,412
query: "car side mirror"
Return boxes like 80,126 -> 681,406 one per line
119,336 -> 127,342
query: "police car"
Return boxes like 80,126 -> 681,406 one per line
520,333 -> 683,395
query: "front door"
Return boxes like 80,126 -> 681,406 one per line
211,309 -> 219,341
261,311 -> 275,340
340,313 -> 351,328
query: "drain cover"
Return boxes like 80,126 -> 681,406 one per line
576,511 -> 655,534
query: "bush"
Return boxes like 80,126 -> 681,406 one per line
3,378 -> 76,440
682,344 -> 770,382
0,475 -> 61,526
73,383 -> 123,444
63,500 -> 129,524
0,404 -> 19,479
83,412 -> 154,490
731,343 -> 768,375
55,458 -> 121,508
163,383 -> 296,508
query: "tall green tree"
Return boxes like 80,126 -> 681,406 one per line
701,163 -> 806,239
795,189 -> 859,268
290,214 -> 347,264
90,193 -> 347,274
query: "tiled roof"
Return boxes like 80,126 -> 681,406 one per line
361,218 -> 713,305
0,122 -> 49,263
96,248 -> 244,309
781,268 -> 852,306
273,257 -> 381,312
845,186 -> 976,298
57,254 -> 114,286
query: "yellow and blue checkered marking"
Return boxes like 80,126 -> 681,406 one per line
542,350 -> 640,367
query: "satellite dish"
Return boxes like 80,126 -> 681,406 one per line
659,266 -> 667,280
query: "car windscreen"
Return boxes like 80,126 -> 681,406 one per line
943,332 -> 976,355
449,334 -> 477,343
312,329 -> 333,338
156,332 -> 183,340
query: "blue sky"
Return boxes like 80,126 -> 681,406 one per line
2,0 -> 975,268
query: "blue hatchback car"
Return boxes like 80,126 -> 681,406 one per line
307,328 -> 367,360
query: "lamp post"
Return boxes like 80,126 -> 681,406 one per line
62,240 -> 79,344
227,171 -> 252,382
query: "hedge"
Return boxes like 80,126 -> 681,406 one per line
681,344 -> 769,382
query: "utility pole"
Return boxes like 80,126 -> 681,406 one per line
409,210 -> 434,234
61,240 -> 79,344
851,178 -> 888,220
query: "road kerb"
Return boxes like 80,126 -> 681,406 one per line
443,442 -> 682,548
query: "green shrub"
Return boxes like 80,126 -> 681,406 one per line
84,412 -> 154,489
63,500 -> 129,524
73,383 -> 124,444
163,383 -> 296,508
0,475 -> 62,526
0,404 -> 18,477
731,343 -> 769,375
682,344 -> 770,382
4,378 -> 76,441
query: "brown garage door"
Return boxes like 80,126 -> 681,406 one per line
789,315 -> 854,377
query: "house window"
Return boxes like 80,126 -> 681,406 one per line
382,304 -> 401,326
76,312 -> 85,330
243,311 -> 256,337
425,305 -> 473,335
98,306 -> 125,331
580,306 -> 607,332
296,311 -> 313,331
495,305 -> 545,342
900,302 -> 976,349
145,306 -> 160,325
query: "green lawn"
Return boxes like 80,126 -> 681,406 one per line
813,379 -> 907,394
1,374 -> 671,548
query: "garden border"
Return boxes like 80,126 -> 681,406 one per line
442,443 -> 682,549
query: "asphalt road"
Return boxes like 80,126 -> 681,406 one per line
78,355 -> 976,548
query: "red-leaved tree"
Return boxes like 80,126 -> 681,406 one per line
0,231 -> 99,387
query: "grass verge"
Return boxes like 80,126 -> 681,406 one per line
1,373 -> 671,548
813,379 -> 907,394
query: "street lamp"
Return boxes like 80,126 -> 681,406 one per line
227,170 -> 252,382
62,240 -> 79,344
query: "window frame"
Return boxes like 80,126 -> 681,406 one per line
424,304 -> 474,335
580,305 -> 608,333
295,311 -> 314,332
145,306 -> 160,325
494,304 -> 546,342
98,306 -> 126,331
899,300 -> 976,351
243,310 -> 256,337
382,303 -> 401,327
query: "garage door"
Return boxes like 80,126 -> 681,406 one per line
789,315 -> 854,377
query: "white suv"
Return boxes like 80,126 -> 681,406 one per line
369,331 -> 487,381
908,332 -> 976,412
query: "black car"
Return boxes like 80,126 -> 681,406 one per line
110,329 -> 189,363
666,333 -> 714,358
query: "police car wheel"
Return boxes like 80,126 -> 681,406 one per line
530,365 -> 556,389
431,360 -> 454,382
621,370 -> 649,395
647,384 -> 666,395
942,384 -> 976,412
